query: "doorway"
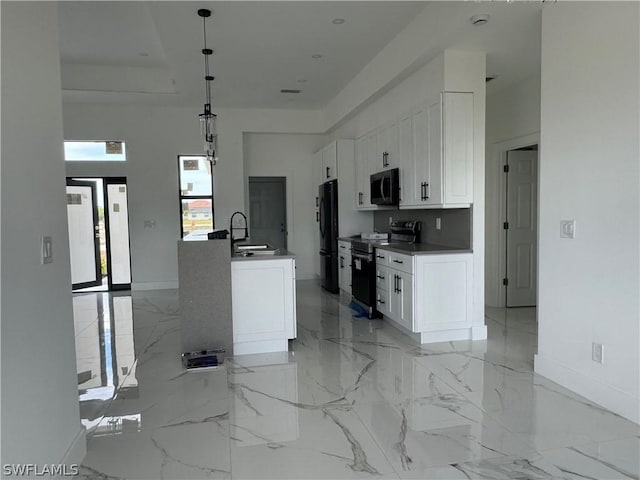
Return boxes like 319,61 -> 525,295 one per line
504,146 -> 538,307
248,177 -> 287,250
66,177 -> 132,291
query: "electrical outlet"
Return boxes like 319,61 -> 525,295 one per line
560,220 -> 575,238
435,217 -> 441,230
388,216 -> 393,226
42,236 -> 53,264
592,342 -> 604,364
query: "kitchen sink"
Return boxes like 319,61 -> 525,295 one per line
234,243 -> 279,255
235,244 -> 270,250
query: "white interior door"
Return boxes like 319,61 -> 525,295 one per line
506,150 -> 538,307
66,179 -> 101,289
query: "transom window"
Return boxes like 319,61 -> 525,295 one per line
64,141 -> 127,161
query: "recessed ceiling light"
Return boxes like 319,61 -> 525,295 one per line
311,54 -> 323,59
470,14 -> 490,26
332,18 -> 345,25
297,79 -> 307,83
280,89 -> 301,94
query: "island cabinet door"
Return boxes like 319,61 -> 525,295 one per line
413,254 -> 472,332
231,258 -> 296,354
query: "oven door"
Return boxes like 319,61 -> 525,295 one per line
351,251 -> 375,308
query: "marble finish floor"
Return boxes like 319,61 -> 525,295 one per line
74,282 -> 639,479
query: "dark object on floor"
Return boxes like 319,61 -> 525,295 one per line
348,300 -> 369,318
181,349 -> 225,370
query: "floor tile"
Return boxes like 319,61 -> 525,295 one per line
72,281 -> 638,479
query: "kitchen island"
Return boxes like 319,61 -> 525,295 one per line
178,235 -> 296,357
231,250 -> 297,355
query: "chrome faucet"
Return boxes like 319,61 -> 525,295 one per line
229,211 -> 249,252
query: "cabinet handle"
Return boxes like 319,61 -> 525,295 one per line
315,196 -> 319,207
316,211 -> 319,222
376,274 -> 385,280
376,254 -> 385,259
382,151 -> 389,167
377,298 -> 385,305
394,274 -> 399,293
420,182 -> 426,201
425,182 -> 429,200
326,166 -> 330,179
392,259 -> 403,264
397,276 -> 402,294
358,192 -> 363,205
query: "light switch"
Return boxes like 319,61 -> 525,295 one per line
560,220 -> 575,239
42,236 -> 53,264
435,217 -> 442,230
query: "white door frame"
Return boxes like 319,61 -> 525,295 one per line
486,132 -> 540,307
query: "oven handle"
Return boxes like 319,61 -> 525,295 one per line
351,251 -> 373,262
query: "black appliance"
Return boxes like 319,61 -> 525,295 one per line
351,220 -> 421,318
319,179 -> 339,293
370,168 -> 400,206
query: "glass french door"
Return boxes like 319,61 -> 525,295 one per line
66,179 -> 102,289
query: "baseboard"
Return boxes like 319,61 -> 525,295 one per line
60,426 -> 86,466
535,353 -> 640,424
295,273 -> 317,281
472,325 -> 487,340
132,281 -> 178,291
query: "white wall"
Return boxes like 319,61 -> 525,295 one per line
243,133 -> 324,279
535,2 -> 639,423
485,75 -> 541,306
64,104 -> 320,289
328,50 -> 487,332
64,104 -> 323,288
1,2 -> 86,464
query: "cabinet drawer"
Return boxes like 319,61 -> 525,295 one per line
338,241 -> 351,252
375,249 -> 388,264
386,251 -> 413,274
375,264 -> 389,290
376,288 -> 390,317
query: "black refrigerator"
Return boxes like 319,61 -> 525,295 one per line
319,179 -> 339,293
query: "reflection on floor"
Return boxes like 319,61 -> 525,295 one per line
73,281 -> 639,479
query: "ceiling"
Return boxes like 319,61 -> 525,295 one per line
58,1 -> 542,110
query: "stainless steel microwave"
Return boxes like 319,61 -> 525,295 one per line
370,168 -> 400,206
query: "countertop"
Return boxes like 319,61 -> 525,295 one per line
336,236 -> 471,255
231,250 -> 296,262
376,243 -> 472,255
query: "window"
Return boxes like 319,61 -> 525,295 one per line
178,155 -> 214,237
64,141 -> 126,161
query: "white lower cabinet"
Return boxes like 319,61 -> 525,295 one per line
388,269 -> 413,332
413,253 -> 472,332
231,257 -> 297,355
375,248 -> 473,343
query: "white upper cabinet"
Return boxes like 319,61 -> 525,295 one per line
321,143 -> 338,182
442,92 -> 473,205
376,119 -> 399,171
354,132 -> 377,210
399,91 -> 473,209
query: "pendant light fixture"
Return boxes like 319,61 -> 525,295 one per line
198,9 -> 217,164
